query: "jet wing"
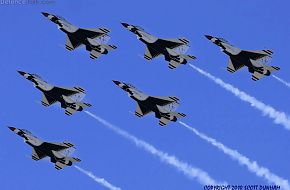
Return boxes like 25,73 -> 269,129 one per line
144,46 -> 162,60
52,86 -> 85,97
32,148 -> 47,161
78,28 -> 110,39
227,57 -> 245,73
135,103 -> 152,117
65,107 -> 77,116
168,60 -> 183,69
147,96 -> 179,106
55,161 -> 67,170
42,141 -> 74,152
159,117 -> 170,126
242,49 -> 273,60
66,35 -> 82,51
157,38 -> 190,49
66,28 -> 110,51
252,71 -> 264,81
41,94 -> 57,107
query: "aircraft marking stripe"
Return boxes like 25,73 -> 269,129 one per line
170,97 -> 179,101
65,112 -> 72,115
263,50 -> 273,54
144,55 -> 151,60
188,55 -> 196,59
110,45 -> 117,49
99,28 -> 110,33
74,87 -> 85,92
65,45 -> 73,51
179,38 -> 189,44
169,65 -> 176,69
252,76 -> 259,81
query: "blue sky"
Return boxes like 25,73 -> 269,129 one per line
1,0 -> 290,189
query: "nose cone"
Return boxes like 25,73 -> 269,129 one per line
17,70 -> 26,76
205,35 -> 213,40
112,80 -> 121,86
8,126 -> 16,131
121,22 -> 130,28
41,12 -> 50,17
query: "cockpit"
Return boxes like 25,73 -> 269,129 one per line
32,74 -> 42,79
217,37 -> 232,45
56,15 -> 71,24
32,74 -> 48,83
135,26 -> 145,31
21,129 -> 32,135
127,83 -> 136,89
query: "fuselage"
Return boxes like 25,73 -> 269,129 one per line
208,36 -> 264,72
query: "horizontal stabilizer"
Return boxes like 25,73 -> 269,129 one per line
159,117 -> 170,126
65,107 -> 76,116
90,50 -> 101,59
265,65 -> 280,71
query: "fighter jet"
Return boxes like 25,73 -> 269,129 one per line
42,12 -> 117,60
8,126 -> 80,170
205,35 -> 280,81
121,22 -> 196,69
18,71 -> 91,116
113,80 -> 186,126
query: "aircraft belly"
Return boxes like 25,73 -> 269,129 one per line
138,100 -> 159,117
44,91 -> 63,104
231,56 -> 252,68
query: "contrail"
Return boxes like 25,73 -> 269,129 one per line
179,121 -> 290,190
75,166 -> 121,190
273,75 -> 290,89
85,111 -> 225,186
189,64 -> 290,130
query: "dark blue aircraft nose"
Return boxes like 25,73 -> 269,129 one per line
121,22 -> 130,28
112,80 -> 121,86
205,35 -> 213,40
17,70 -> 26,76
8,126 -> 16,131
41,12 -> 50,17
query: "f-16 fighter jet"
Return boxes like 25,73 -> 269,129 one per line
8,126 -> 80,170
121,22 -> 196,69
18,71 -> 91,116
113,80 -> 186,126
42,12 -> 117,60
205,35 -> 280,81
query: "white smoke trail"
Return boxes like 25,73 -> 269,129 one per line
273,75 -> 290,89
75,166 -> 121,190
189,64 -> 290,130
85,111 -> 225,186
179,121 -> 290,190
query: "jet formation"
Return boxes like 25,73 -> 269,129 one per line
8,126 -> 80,170
42,12 -> 117,60
18,71 -> 91,116
121,22 -> 196,69
205,35 -> 280,81
9,12 -> 283,171
113,80 -> 186,126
